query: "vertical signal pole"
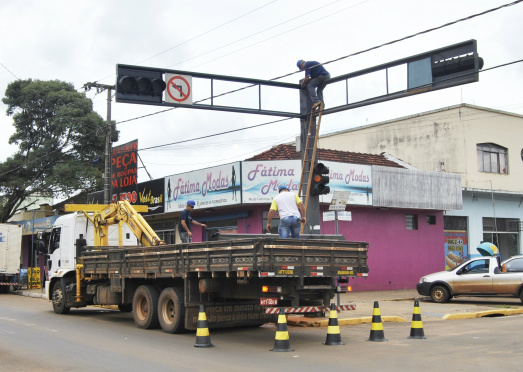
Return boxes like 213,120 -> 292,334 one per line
299,84 -> 320,234
83,82 -> 115,204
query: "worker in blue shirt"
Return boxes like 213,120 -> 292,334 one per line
178,200 -> 206,243
297,60 -> 330,109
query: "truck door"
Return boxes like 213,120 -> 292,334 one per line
453,259 -> 493,294
48,227 -> 62,274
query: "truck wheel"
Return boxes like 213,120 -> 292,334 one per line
52,280 -> 71,314
519,290 -> 523,304
158,287 -> 186,334
430,285 -> 450,303
133,285 -> 160,329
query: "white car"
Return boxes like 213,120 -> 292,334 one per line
417,255 -> 523,303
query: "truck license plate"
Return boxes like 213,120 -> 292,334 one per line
260,298 -> 278,306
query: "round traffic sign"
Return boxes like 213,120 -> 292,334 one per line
167,75 -> 191,103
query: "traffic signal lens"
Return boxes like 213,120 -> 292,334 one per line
151,79 -> 167,94
310,162 -> 330,196
137,77 -> 152,93
118,76 -> 136,92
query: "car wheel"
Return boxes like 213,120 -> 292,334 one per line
430,285 -> 450,303
520,290 -> 523,304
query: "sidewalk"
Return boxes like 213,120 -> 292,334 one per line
10,287 -> 523,326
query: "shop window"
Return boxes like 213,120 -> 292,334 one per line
406,214 -> 418,230
444,216 -> 468,230
477,143 -> 507,174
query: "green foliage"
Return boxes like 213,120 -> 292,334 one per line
0,79 -> 119,222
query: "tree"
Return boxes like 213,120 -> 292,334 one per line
0,79 -> 118,222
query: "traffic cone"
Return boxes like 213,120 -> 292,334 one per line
408,300 -> 426,339
366,301 -> 388,342
270,307 -> 294,352
323,303 -> 344,345
194,305 -> 214,348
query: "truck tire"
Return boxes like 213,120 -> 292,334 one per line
430,285 -> 450,303
133,285 -> 160,329
52,280 -> 71,314
158,287 -> 186,334
520,290 -> 523,304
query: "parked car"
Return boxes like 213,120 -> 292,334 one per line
501,255 -> 523,272
417,256 -> 523,303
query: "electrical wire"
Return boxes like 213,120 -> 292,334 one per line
2,1 -> 522,178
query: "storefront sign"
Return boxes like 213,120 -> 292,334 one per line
444,230 -> 468,270
22,216 -> 59,236
320,161 -> 372,206
242,160 -> 301,204
111,139 -> 138,203
165,162 -> 241,212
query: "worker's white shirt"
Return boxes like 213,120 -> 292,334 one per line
270,192 -> 302,219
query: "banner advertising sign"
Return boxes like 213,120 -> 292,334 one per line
111,139 -> 138,203
22,215 -> 60,236
137,178 -> 165,215
444,230 -> 468,270
165,162 -> 241,212
319,161 -> 372,206
241,160 -> 301,204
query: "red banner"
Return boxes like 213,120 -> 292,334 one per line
111,139 -> 138,203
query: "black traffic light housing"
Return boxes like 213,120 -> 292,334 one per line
310,162 -> 330,195
116,65 -> 166,104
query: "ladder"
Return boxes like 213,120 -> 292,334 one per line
298,102 -> 324,231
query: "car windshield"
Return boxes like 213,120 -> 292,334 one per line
447,259 -> 472,272
501,256 -> 523,272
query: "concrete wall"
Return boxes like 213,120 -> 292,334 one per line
319,105 -> 523,193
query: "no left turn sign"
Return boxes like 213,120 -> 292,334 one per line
165,73 -> 192,105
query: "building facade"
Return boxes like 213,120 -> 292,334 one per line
318,104 -> 523,262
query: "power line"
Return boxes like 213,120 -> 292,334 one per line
90,0 -> 280,85
3,2 -> 522,178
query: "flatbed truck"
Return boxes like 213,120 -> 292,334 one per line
43,202 -> 369,333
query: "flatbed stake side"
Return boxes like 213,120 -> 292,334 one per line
41,202 -> 369,333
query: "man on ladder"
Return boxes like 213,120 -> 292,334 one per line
297,60 -> 330,109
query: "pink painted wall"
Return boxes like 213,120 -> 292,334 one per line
227,204 -> 444,292
320,206 -> 445,291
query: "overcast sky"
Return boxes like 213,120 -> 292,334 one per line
1,0 -> 522,187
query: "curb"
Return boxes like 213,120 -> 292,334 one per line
442,308 -> 523,320
11,290 -> 47,299
288,315 -> 406,327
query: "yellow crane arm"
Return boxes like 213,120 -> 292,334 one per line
65,201 -> 165,247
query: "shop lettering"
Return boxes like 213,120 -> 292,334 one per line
247,164 -> 295,181
202,171 -> 229,197
112,152 -> 137,170
139,189 -> 163,205
172,178 -> 200,201
260,179 -> 299,195
345,169 -> 369,185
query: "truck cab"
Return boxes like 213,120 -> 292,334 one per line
44,212 -> 137,299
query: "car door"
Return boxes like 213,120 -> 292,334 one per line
452,259 -> 493,294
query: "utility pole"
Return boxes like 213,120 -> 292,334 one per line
83,82 -> 115,204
